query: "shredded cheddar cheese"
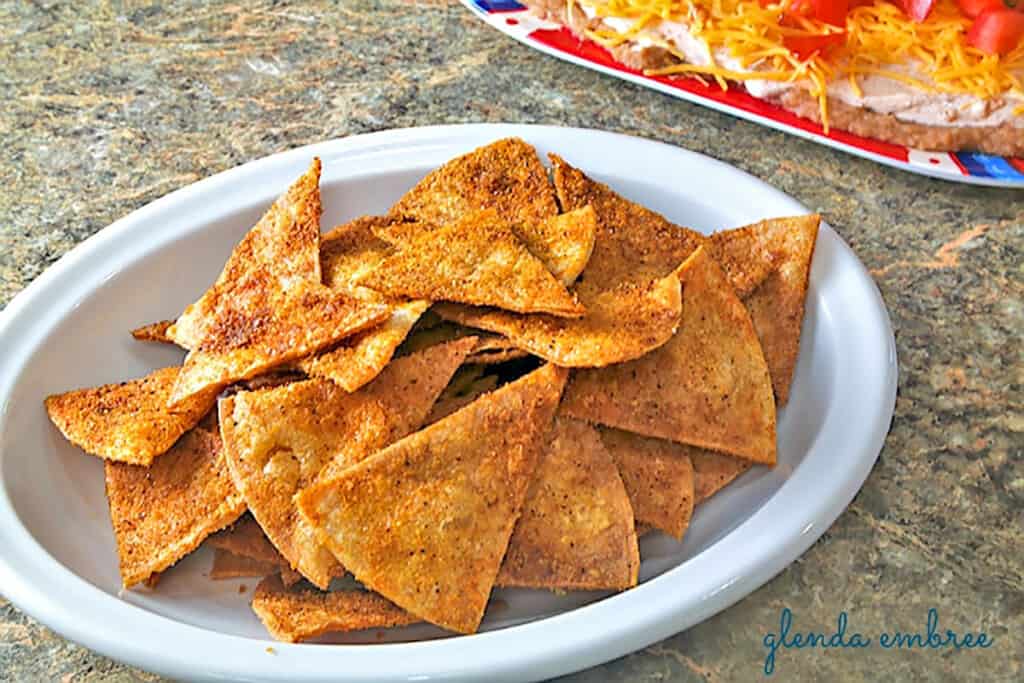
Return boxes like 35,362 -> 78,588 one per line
575,0 -> 1024,131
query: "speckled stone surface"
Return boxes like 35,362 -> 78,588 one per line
1,1 -> 1021,681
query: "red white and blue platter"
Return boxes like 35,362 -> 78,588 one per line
464,0 -> 1024,188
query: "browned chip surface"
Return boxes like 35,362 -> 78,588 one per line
358,210 -> 584,317
207,516 -> 303,585
222,338 -> 475,589
389,137 -> 559,237
105,425 -> 245,587
424,366 -> 499,425
561,246 -> 777,465
435,271 -> 682,367
298,363 -> 567,634
497,417 -> 638,590
168,159 -> 324,350
432,155 -> 709,367
131,320 -> 175,344
45,367 -> 216,465
252,574 -> 418,643
721,216 -> 820,405
210,549 -> 281,580
707,228 -> 777,300
691,450 -> 752,504
296,301 -> 430,392
466,335 -> 529,365
597,427 -> 695,540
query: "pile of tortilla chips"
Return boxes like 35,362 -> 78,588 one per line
45,138 -> 818,642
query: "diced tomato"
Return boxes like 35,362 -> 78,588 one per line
957,0 -> 1008,18
784,32 -> 847,59
897,0 -> 937,21
967,8 -> 1024,54
810,0 -> 850,25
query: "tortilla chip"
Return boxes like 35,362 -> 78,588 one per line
707,228 -> 776,300
207,514 -> 287,564
221,338 -> 476,589
432,155 -> 707,367
358,210 -> 584,317
45,367 -> 216,465
435,270 -> 681,367
716,216 -> 819,404
131,320 -> 175,344
252,574 -> 418,643
210,549 -> 281,580
297,363 -> 567,634
466,335 -> 529,365
537,206 -> 598,285
692,450 -> 752,504
497,417 -> 639,590
635,523 -> 655,537
561,246 -> 777,465
105,426 -> 246,586
597,427 -> 695,540
168,159 -> 324,350
389,137 -> 559,236
377,206 -> 597,288
319,215 -> 406,299
296,300 -> 430,392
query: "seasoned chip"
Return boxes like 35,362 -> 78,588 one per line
537,206 -> 598,285
319,215 -> 407,299
435,271 -> 681,367
691,450 -> 752,504
716,216 -> 819,404
105,425 -> 245,587
707,227 -> 777,299
221,338 -> 476,589
597,427 -> 695,540
358,210 -> 585,317
45,367 -> 216,465
377,207 -> 598,288
252,574 -> 419,643
497,417 -> 638,590
296,300 -> 430,392
297,363 -> 567,634
561,246 -> 777,465
206,513 -> 301,585
432,155 -> 708,367
131,320 -> 175,344
210,549 -> 281,580
465,335 -> 529,365
168,159 -> 324,350
550,153 -> 705,286
389,137 -> 560,239
166,160 -> 391,405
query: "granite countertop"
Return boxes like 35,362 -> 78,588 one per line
1,1 -> 1021,680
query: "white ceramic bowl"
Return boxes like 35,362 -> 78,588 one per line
0,124 -> 897,682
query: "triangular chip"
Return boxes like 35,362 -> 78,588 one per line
105,424 -> 245,586
168,159 -> 324,350
707,227 -> 776,300
357,210 -> 584,317
45,367 -> 216,465
291,217 -> 429,392
252,575 -> 419,643
210,550 -> 282,581
221,338 -> 476,589
597,427 -> 695,540
432,155 -> 708,367
296,300 -> 430,392
131,320 -> 175,344
297,363 -> 568,634
561,246 -> 777,464
435,271 -> 681,367
377,207 -> 598,288
714,216 -> 819,404
691,450 -> 751,504
167,161 -> 391,405
389,136 -> 558,236
497,417 -> 639,590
